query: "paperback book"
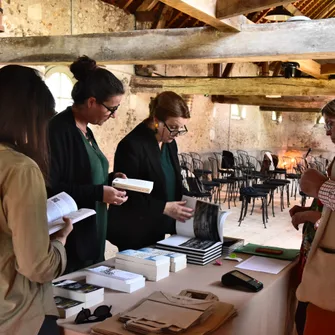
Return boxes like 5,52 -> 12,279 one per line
112,178 -> 154,194
54,296 -> 85,319
86,265 -> 145,293
48,192 -> 96,235
52,279 -> 104,307
156,196 -> 230,265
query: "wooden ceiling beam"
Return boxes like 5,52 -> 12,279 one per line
130,76 -> 335,96
158,0 -> 248,32
286,59 -> 329,79
136,0 -> 159,11
216,0 -> 293,19
260,106 -> 321,113
284,4 -> 304,16
2,20 -> 335,64
321,63 -> 335,75
217,95 -> 332,108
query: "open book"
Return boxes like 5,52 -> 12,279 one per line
112,178 -> 154,194
157,196 -> 230,254
47,192 -> 96,235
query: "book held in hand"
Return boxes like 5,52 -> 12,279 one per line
52,279 -> 104,307
156,196 -> 230,265
112,178 -> 154,194
54,296 -> 85,319
86,265 -> 145,293
47,192 -> 96,235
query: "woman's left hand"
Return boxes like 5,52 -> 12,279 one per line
114,172 -> 127,179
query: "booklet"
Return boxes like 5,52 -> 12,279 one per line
47,192 -> 96,235
112,178 -> 154,194
157,196 -> 230,253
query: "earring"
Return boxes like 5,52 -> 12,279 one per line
154,123 -> 158,134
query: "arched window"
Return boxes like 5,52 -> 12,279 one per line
45,66 -> 74,113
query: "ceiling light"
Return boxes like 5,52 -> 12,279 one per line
265,6 -> 293,22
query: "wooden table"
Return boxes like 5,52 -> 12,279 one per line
58,255 -> 298,335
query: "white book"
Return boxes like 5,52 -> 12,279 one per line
47,192 -> 96,235
115,258 -> 169,282
139,247 -> 187,272
112,178 -> 154,194
86,266 -> 145,293
157,196 -> 230,254
116,249 -> 170,267
54,296 -> 85,319
52,279 -> 104,303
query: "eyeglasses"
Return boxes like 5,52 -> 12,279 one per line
324,121 -> 334,132
101,103 -> 120,117
164,122 -> 188,137
74,305 -> 112,324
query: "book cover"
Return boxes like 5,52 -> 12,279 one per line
116,249 -> 170,266
54,296 -> 84,319
52,280 -> 104,302
86,266 -> 144,283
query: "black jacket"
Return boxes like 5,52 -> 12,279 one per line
48,107 -> 112,272
107,122 -> 183,251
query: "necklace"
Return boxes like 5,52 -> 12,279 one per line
75,123 -> 88,138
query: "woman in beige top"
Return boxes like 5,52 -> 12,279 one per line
0,65 -> 73,335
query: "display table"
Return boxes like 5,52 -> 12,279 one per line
58,255 -> 298,335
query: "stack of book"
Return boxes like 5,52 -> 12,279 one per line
155,196 -> 230,266
86,265 -> 145,293
54,296 -> 85,319
156,237 -> 223,265
52,280 -> 104,318
139,247 -> 187,272
115,249 -> 170,281
222,237 -> 245,257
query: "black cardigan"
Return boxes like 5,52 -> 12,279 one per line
107,122 -> 183,251
48,107 -> 111,272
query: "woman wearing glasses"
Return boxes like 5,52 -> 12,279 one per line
108,91 -> 193,251
48,56 -> 127,273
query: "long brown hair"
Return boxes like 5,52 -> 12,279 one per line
0,65 -> 55,180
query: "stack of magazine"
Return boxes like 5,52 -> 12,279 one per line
156,196 -> 230,265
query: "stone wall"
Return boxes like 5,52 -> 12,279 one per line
2,0 -> 334,169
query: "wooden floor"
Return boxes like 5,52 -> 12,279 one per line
105,189 -> 310,259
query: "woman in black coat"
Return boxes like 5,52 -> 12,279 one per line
108,91 -> 193,251
48,56 -> 127,273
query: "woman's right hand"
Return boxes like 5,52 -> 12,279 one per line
51,217 -> 73,246
103,185 -> 128,205
163,201 -> 194,222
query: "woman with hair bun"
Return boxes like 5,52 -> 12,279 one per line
108,91 -> 193,251
48,56 -> 127,273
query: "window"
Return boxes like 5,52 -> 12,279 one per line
231,104 -> 246,120
45,66 -> 74,113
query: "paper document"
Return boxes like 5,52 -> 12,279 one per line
112,178 -> 154,194
235,256 -> 291,274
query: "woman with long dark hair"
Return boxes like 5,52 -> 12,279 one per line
0,65 -> 72,335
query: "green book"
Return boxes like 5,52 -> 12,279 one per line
235,243 -> 300,260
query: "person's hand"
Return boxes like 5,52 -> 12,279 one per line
103,185 -> 128,205
163,201 -> 194,222
51,217 -> 73,246
300,169 -> 328,198
289,205 -> 307,218
291,210 -> 322,230
114,172 -> 127,179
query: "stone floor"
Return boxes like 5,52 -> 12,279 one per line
105,190 -> 313,259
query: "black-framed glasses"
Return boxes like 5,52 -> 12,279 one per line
74,305 -> 112,324
164,122 -> 188,137
324,121 -> 334,132
101,103 -> 120,117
